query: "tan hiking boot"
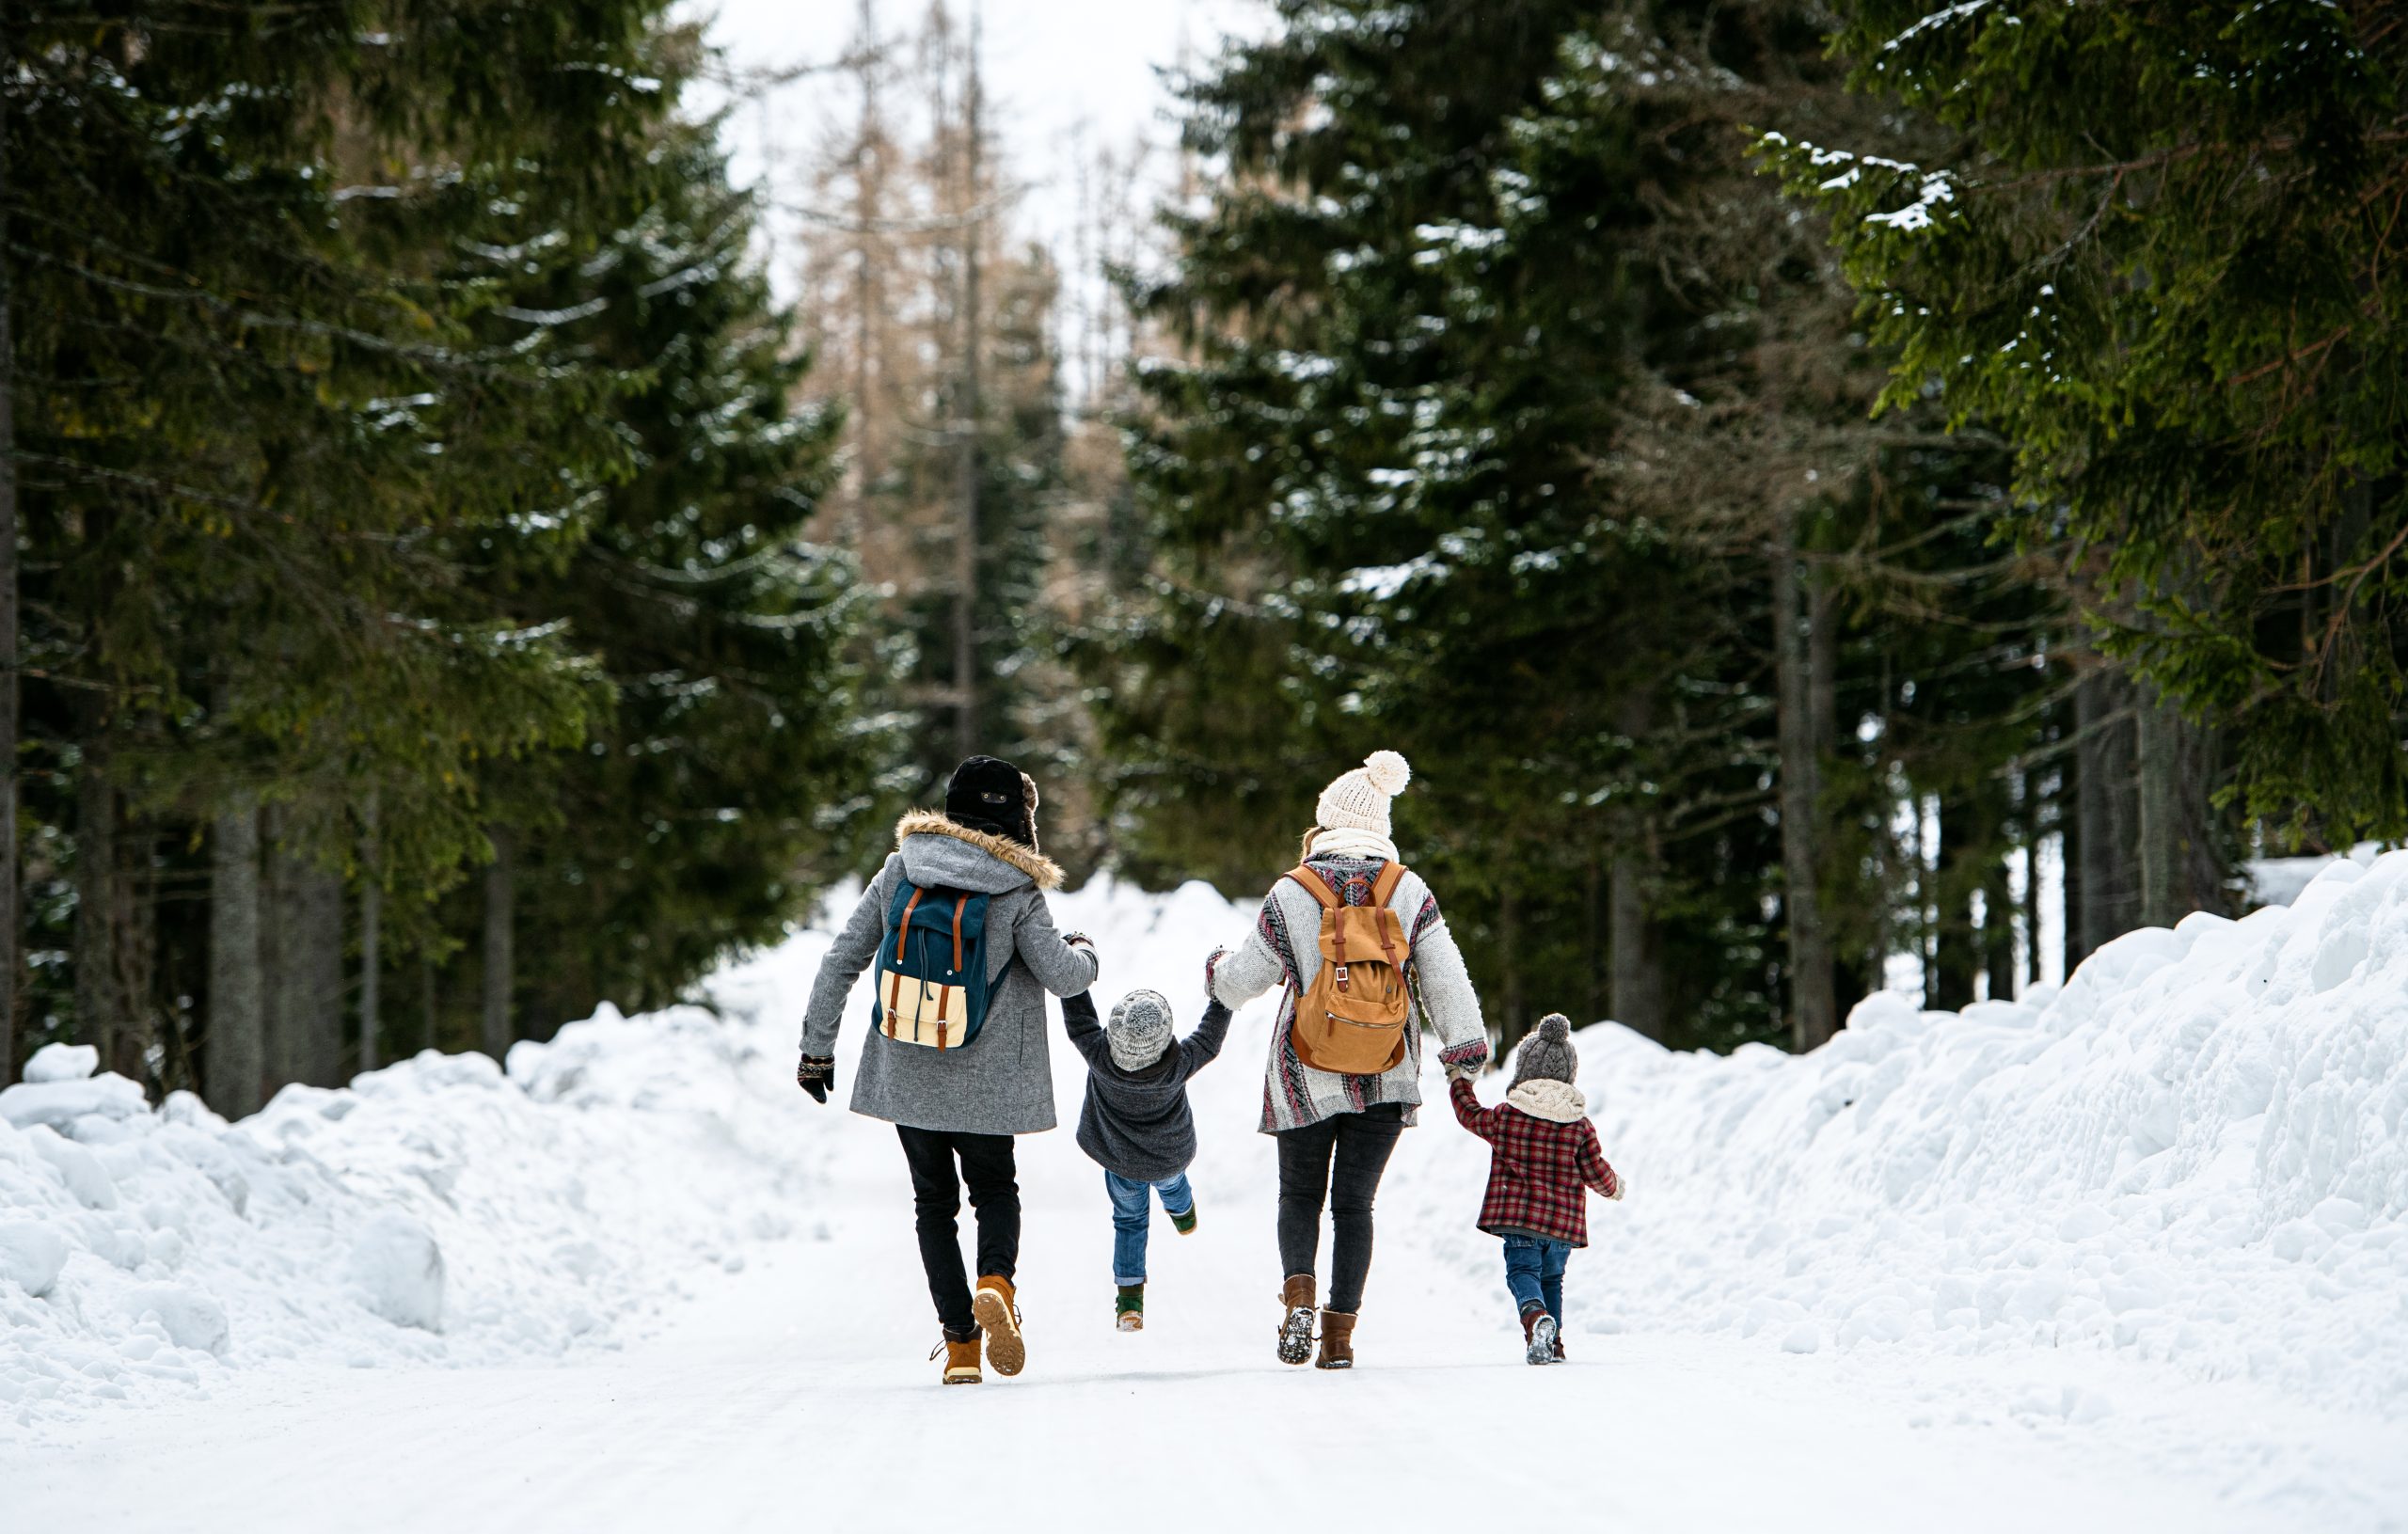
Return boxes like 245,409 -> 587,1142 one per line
973,1274 -> 1024,1377
1316,1309 -> 1356,1369
934,1329 -> 982,1384
1276,1273 -> 1316,1366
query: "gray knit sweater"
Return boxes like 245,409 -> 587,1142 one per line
1058,991 -> 1231,1181
798,813 -> 1100,1136
1210,855 -> 1490,1133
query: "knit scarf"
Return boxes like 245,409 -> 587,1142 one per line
1306,826 -> 1400,864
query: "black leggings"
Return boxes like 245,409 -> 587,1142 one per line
1275,1103 -> 1405,1314
896,1125 -> 1020,1335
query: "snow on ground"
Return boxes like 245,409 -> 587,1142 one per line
5,858 -> 2407,1528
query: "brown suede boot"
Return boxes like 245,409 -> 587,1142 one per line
972,1275 -> 1024,1377
934,1326 -> 982,1384
1276,1274 -> 1317,1366
1316,1309 -> 1356,1369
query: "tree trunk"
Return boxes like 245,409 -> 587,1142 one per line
421,956 -> 438,1055
2074,665 -> 2138,956
1772,511 -> 1837,1050
2135,687 -> 2183,928
207,806 -> 266,1117
1580,851 -> 1602,1026
0,58 -> 19,1087
73,724 -> 128,1077
2060,754 -> 2084,981
950,7 -> 985,761
1982,849 -> 2017,1002
1607,847 -> 1665,1042
482,827 -> 515,1061
295,862 -> 342,1084
358,799 -> 381,1074
1929,797 -> 1978,1011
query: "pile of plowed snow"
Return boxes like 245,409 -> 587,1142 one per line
1395,851 -> 2408,1414
4,853 -> 2404,1424
0,987 -> 823,1423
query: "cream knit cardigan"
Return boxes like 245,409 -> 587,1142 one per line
1211,854 -> 1491,1133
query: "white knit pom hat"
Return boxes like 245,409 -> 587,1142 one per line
1315,750 -> 1412,839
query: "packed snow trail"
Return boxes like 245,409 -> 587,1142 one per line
8,863 -> 2408,1528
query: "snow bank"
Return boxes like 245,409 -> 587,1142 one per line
1402,850 -> 2408,1415
0,978 -> 823,1423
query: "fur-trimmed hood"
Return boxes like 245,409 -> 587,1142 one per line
1505,1078 -> 1589,1124
895,809 -> 1067,892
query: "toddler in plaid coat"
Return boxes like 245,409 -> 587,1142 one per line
1448,1013 -> 1623,1365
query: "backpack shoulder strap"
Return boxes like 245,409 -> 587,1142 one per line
1370,861 -> 1409,908
1286,864 -> 1340,910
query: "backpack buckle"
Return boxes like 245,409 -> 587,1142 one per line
1333,963 -> 1349,990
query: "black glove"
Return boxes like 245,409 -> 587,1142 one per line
798,1054 -> 836,1104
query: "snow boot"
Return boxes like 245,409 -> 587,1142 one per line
1520,1303 -> 1559,1367
973,1274 -> 1025,1377
935,1325 -> 982,1384
1316,1309 -> 1356,1369
1550,1329 -> 1566,1364
1170,1201 -> 1198,1236
1276,1274 -> 1317,1366
1116,1285 -> 1145,1333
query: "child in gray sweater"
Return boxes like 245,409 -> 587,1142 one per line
1058,988 -> 1232,1330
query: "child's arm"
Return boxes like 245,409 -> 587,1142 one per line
1179,998 -> 1234,1074
1447,1076 -> 1499,1141
1057,990 -> 1110,1067
1577,1120 -> 1624,1201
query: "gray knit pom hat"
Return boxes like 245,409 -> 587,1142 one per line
1106,989 -> 1176,1071
1509,1014 -> 1578,1087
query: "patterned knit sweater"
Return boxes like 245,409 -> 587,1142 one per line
1210,855 -> 1491,1133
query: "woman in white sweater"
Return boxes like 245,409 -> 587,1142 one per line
1207,750 -> 1490,1369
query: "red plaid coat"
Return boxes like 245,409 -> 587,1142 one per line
1449,1078 -> 1620,1247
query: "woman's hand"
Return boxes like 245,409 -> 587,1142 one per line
1203,945 -> 1230,996
797,1054 -> 836,1104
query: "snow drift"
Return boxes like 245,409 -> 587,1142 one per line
3,852 -> 2404,1426
1393,851 -> 2408,1414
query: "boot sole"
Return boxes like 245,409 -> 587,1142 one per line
943,1371 -> 982,1384
1525,1315 -> 1560,1366
1276,1307 -> 1315,1366
973,1289 -> 1025,1376
1117,1314 -> 1144,1332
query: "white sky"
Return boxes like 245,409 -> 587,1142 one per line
689,0 -> 1270,288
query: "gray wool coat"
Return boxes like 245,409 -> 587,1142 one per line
799,812 -> 1100,1136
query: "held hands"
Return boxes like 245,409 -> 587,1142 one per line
1203,946 -> 1229,997
797,1054 -> 836,1104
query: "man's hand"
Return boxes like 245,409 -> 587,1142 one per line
798,1054 -> 836,1104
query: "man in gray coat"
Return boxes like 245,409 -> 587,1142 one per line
796,755 -> 1099,1384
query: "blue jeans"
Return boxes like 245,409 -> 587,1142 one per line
1501,1235 -> 1572,1323
1105,1170 -> 1195,1285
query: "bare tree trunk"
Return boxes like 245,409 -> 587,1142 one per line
2136,688 -> 2178,927
208,805 -> 266,1117
482,827 -> 515,1061
1497,877 -> 1525,1053
1580,850 -> 1601,1026
2075,665 -> 2138,956
358,798 -> 380,1073
421,955 -> 438,1055
1929,797 -> 1978,1011
298,863 -> 341,1084
1982,849 -> 2016,1002
73,723 -> 126,1075
950,3 -> 985,761
1773,510 -> 1837,1050
0,59 -> 19,1087
1607,691 -> 1667,1042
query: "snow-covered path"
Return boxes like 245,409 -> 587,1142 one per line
9,1094 -> 2401,1533
9,865 -> 2408,1529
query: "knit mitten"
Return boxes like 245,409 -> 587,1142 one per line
796,1054 -> 836,1103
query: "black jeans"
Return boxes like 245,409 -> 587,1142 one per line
1275,1102 -> 1405,1314
896,1125 -> 1020,1334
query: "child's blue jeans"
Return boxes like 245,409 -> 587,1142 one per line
1105,1169 -> 1195,1285
1501,1234 -> 1572,1323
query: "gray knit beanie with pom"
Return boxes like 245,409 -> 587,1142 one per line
1509,1014 -> 1578,1087
1106,989 -> 1176,1072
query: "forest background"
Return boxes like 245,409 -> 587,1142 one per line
4,0 -> 2402,1108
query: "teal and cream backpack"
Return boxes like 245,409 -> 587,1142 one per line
867,878 -> 1001,1050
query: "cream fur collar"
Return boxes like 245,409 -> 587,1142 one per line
895,809 -> 1068,891
1506,1079 -> 1589,1124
